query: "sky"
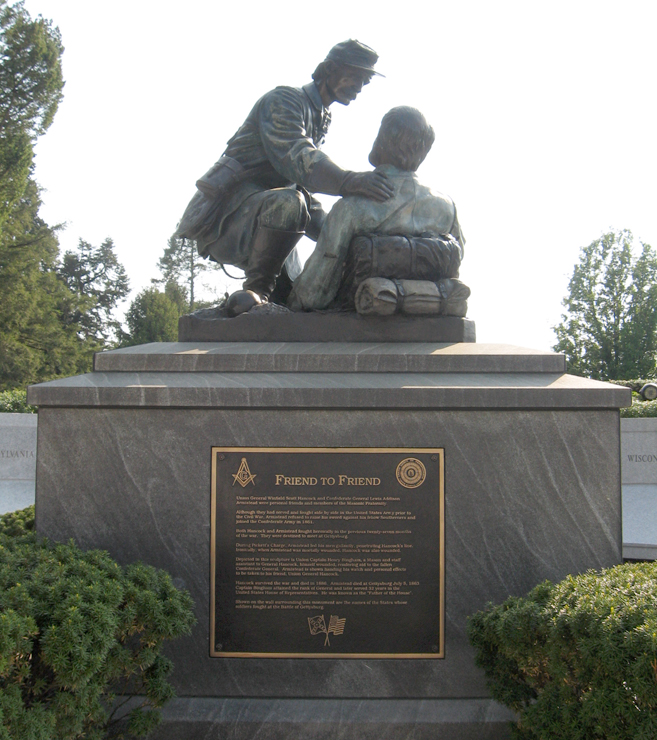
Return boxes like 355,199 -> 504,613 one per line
21,0 -> 657,352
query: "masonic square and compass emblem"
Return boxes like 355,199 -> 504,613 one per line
232,457 -> 256,487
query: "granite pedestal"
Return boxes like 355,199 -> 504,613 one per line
27,341 -> 629,739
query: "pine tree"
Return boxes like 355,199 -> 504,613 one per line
155,235 -> 224,310
57,238 -> 130,348
0,1 -> 85,390
0,180 -> 88,390
0,0 -> 64,226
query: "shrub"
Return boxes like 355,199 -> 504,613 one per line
0,505 -> 35,537
605,380 -> 657,417
0,506 -> 196,739
0,390 -> 36,414
467,562 -> 657,739
621,397 -> 657,418
610,378 -> 656,393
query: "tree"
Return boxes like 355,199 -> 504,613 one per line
0,5 -> 133,389
121,287 -> 180,346
155,235 -> 224,310
0,2 -> 82,391
0,179 -> 89,390
0,0 -> 64,226
553,230 -> 657,380
57,238 -> 130,348
162,278 -> 189,315
0,206 -> 130,389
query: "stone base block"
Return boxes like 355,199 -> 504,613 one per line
27,342 -> 628,736
122,697 -> 514,740
178,311 -> 476,343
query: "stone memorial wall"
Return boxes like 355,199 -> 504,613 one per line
0,413 -> 37,515
620,418 -> 657,560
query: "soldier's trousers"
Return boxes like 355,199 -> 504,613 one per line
205,187 -> 309,277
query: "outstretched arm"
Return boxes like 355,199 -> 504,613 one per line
259,89 -> 393,201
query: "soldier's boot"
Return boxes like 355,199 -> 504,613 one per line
224,289 -> 262,318
242,225 -> 304,300
225,226 -> 304,318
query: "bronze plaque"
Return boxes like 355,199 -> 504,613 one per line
210,447 -> 444,658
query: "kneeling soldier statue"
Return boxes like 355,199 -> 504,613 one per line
175,39 -> 392,316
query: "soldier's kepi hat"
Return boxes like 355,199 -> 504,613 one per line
325,39 -> 384,77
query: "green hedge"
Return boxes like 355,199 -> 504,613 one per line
468,562 -> 657,739
0,506 -> 196,739
620,397 -> 657,418
0,390 -> 35,414
606,380 -> 657,417
609,378 -> 654,393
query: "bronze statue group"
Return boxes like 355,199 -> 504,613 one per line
176,40 -> 469,319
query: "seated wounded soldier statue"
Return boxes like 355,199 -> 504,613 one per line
288,106 -> 469,316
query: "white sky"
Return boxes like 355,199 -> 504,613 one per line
22,0 -> 657,351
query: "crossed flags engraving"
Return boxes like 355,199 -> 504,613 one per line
308,615 -> 346,646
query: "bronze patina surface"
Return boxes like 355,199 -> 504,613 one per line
211,447 -> 444,658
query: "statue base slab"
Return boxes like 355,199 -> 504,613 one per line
178,310 -> 476,343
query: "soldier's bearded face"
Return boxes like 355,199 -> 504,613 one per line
326,67 -> 373,106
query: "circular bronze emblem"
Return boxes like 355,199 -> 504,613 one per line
396,458 -> 426,488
